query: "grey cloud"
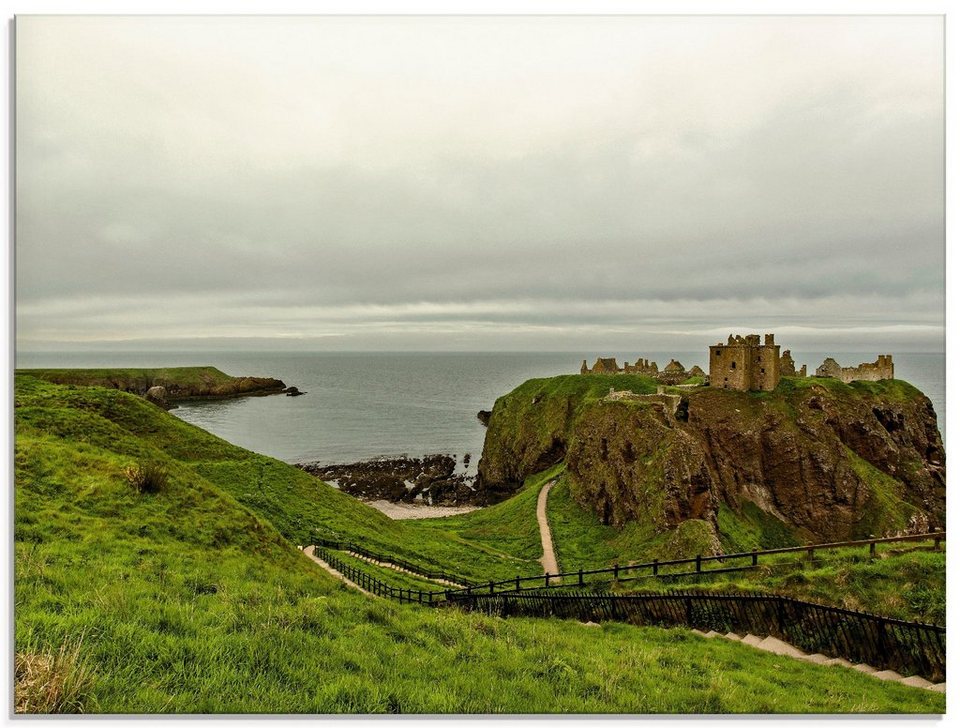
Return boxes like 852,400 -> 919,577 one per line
14,15 -> 944,352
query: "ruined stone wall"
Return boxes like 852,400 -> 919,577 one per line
816,355 -> 894,383
581,356 -> 660,376
780,350 -> 796,376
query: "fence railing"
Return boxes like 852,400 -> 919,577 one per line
448,590 -> 947,682
442,531 -> 945,596
315,537 -> 476,587
316,546 -> 447,604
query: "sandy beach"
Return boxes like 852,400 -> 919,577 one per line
364,499 -> 480,520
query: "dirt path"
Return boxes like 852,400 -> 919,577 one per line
537,480 -> 559,575
301,545 -> 372,596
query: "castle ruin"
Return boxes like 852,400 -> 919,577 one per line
709,333 -> 781,392
579,335 -> 892,392
815,355 -> 893,383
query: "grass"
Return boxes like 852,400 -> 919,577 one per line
716,501 -> 800,553
13,374 -> 542,582
14,374 -> 946,713
548,472 -> 717,571
404,466 -> 562,581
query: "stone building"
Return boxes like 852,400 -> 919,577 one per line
709,333 -> 781,392
816,355 -> 893,383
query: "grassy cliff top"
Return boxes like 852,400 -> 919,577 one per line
17,366 -> 245,388
15,366 -> 288,400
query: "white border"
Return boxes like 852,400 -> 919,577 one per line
2,1 -> 955,726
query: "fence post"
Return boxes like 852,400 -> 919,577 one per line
695,555 -> 701,573
516,576 -> 521,592
545,573 -> 550,588
490,580 -> 495,594
934,536 -> 942,551
653,559 -> 659,576
751,552 -> 758,566
807,547 -> 815,561
869,541 -> 876,558
614,563 -> 619,581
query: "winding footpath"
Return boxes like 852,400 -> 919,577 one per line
537,480 -> 560,575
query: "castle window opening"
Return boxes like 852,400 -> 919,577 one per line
731,362 -> 736,369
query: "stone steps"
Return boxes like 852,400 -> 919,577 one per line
691,628 -> 944,692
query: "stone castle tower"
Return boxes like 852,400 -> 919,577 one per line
709,333 -> 781,392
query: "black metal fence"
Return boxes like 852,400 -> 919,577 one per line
315,538 -> 474,587
449,590 -> 946,682
316,546 -> 445,604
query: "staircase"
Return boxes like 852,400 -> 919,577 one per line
692,630 -> 945,692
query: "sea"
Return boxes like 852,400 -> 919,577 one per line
15,351 -> 946,473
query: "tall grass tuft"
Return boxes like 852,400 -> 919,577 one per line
125,461 -> 169,494
15,637 -> 96,714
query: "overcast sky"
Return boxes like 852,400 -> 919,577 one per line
16,15 -> 944,352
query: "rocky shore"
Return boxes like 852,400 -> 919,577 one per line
299,454 -> 478,506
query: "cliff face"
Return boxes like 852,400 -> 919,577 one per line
477,376 -> 944,543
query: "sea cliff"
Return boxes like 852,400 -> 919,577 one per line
476,375 -> 944,543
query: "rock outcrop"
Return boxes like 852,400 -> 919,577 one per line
476,375 -> 944,543
299,454 -> 475,506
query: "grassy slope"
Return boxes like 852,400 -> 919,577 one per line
14,378 -> 944,713
14,375 -> 532,584
403,465 -> 562,580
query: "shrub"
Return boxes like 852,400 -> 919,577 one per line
124,461 -> 169,494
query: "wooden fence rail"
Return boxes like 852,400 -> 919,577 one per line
448,590 -> 947,682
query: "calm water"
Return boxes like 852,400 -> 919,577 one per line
16,351 -> 945,469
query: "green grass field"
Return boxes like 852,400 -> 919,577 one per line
14,373 -> 945,713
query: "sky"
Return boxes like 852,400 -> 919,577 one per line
15,15 -> 945,353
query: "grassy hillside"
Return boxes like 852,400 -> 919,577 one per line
14,374 -> 536,583
14,374 -> 945,713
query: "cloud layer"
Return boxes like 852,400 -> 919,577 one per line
16,15 -> 944,351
